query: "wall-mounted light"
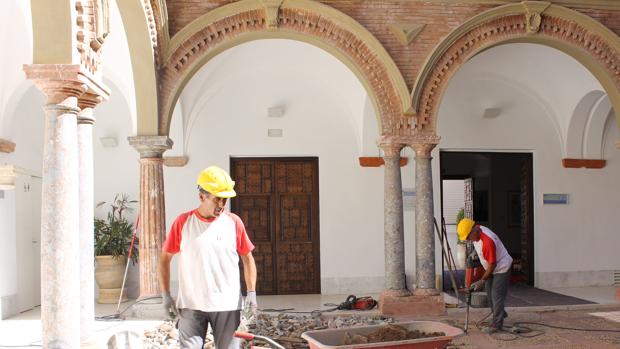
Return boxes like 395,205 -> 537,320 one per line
482,108 -> 501,119
267,106 -> 285,118
99,137 -> 118,148
267,129 -> 283,137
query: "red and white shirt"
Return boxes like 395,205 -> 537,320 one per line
163,210 -> 254,312
473,226 -> 513,274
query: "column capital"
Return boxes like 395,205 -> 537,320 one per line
128,136 -> 173,158
408,134 -> 441,159
377,136 -> 408,157
77,92 -> 105,125
24,64 -> 110,106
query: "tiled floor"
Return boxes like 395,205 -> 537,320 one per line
543,286 -> 619,305
0,287 -> 618,348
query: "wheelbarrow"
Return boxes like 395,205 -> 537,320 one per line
235,331 -> 287,349
301,321 -> 464,349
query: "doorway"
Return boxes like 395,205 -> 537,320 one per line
440,151 -> 534,286
15,175 -> 42,312
230,157 -> 320,295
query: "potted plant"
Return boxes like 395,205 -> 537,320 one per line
94,194 -> 138,303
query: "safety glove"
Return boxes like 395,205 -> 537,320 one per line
471,279 -> 485,292
245,291 -> 258,310
162,292 -> 178,317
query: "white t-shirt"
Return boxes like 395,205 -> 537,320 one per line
472,226 -> 513,274
163,210 -> 254,312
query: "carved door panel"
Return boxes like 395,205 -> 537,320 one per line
463,178 -> 474,219
231,158 -> 320,295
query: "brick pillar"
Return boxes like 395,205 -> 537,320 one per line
77,92 -> 105,344
378,141 -> 410,297
24,65 -> 86,349
410,142 -> 440,295
128,136 -> 173,300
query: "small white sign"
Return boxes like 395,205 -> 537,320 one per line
403,188 -> 416,210
543,193 -> 568,204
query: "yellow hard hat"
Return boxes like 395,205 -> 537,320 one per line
196,166 -> 236,198
457,218 -> 475,241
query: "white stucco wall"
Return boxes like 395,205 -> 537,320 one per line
436,43 -> 620,288
0,0 -> 32,140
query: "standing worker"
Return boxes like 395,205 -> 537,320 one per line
457,218 -> 512,334
159,166 -> 257,349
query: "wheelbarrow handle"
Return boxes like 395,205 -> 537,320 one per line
234,331 -> 255,340
235,332 -> 286,349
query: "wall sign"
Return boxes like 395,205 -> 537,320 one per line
543,193 -> 568,204
403,188 -> 416,210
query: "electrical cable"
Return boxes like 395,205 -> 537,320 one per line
512,321 -> 620,333
472,311 -> 620,342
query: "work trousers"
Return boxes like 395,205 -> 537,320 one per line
484,271 -> 509,329
177,308 -> 241,349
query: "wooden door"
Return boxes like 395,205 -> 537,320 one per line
231,158 -> 320,295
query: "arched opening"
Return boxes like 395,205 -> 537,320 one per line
163,39 -> 411,295
157,0 -> 410,138
435,42 -> 620,303
413,3 -> 620,138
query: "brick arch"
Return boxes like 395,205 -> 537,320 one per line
412,2 -> 620,135
158,0 -> 411,137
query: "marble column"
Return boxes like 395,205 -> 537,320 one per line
24,65 -> 87,349
77,93 -> 103,343
411,143 -> 439,295
379,141 -> 410,296
128,136 -> 173,300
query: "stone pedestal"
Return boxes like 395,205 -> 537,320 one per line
379,294 -> 445,316
378,140 -> 410,296
128,136 -> 173,301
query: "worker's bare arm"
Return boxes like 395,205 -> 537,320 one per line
240,252 -> 257,291
159,251 -> 175,294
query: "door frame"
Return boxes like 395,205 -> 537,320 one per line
230,156 -> 321,294
439,150 -> 535,286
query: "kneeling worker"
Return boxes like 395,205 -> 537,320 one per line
457,218 -> 512,333
159,166 -> 257,349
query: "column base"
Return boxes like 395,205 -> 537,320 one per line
412,288 -> 441,296
380,292 -> 445,316
131,296 -> 169,320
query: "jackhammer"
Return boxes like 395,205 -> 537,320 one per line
464,285 -> 474,333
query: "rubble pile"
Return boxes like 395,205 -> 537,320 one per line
141,313 -> 394,349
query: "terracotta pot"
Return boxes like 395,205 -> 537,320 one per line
95,255 -> 128,303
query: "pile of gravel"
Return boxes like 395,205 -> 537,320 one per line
141,312 -> 393,349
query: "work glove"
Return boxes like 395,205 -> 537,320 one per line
162,292 -> 178,317
471,279 -> 485,292
245,291 -> 257,311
